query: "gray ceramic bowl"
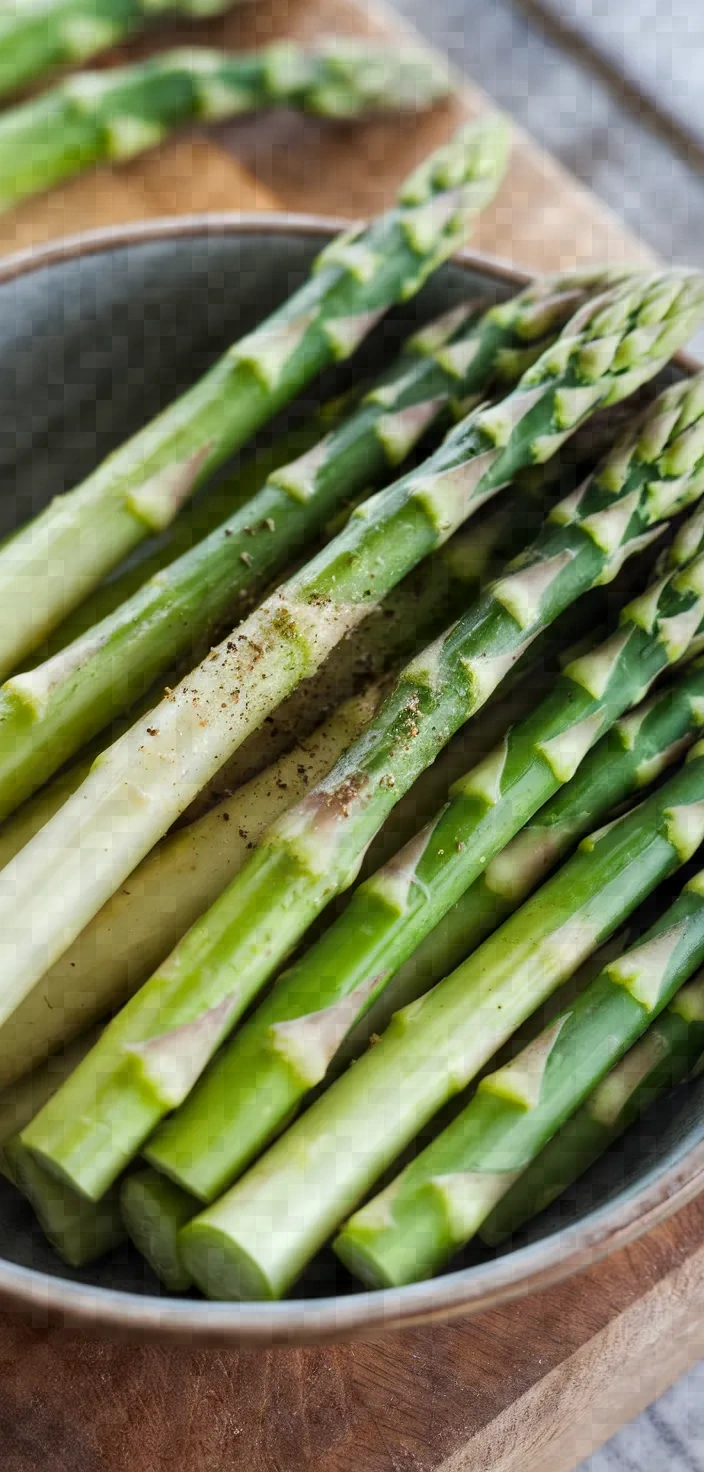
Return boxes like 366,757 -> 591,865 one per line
0,217 -> 702,1347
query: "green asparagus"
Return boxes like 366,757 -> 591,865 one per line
0,0 -> 245,99
0,117 -> 509,673
140,372 -> 704,1200
0,42 -> 453,213
0,1028 -> 125,1267
481,970 -> 704,1245
172,750 -> 704,1299
0,269 -> 625,818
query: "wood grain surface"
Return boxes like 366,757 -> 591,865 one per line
0,1196 -> 702,1471
0,2 -> 700,1469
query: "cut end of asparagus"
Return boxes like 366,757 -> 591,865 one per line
179,1220 -> 277,1302
333,1228 -> 398,1290
121,1169 -> 196,1293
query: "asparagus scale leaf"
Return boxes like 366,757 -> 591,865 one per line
166,751 -> 704,1300
0,116 -> 509,674
481,971 -> 704,1246
142,371 -> 704,1201
0,269 -> 625,819
334,867 -> 704,1287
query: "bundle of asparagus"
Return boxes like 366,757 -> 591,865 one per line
17,274 -> 704,1210
0,41 -> 453,212
0,118 -> 509,673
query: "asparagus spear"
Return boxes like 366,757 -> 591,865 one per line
17,291 -> 704,1201
0,118 -> 510,673
0,43 -> 453,213
0,1027 -> 125,1267
481,971 -> 704,1246
334,871 -> 704,1287
121,1170 -> 197,1292
0,269 -> 623,819
3,271 -> 688,1048
169,751 -> 704,1300
0,0 -> 246,99
138,372 -> 704,1199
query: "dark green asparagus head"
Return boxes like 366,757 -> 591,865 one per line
476,271 -> 704,465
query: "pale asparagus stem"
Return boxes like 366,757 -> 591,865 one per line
334,871 -> 704,1288
481,969 -> 704,1246
143,371 -> 704,1203
0,0 -> 248,99
0,117 -> 510,673
0,268 -> 629,820
0,42 -> 453,211
1,272 -> 690,1051
0,1027 -> 125,1268
170,752 -> 704,1301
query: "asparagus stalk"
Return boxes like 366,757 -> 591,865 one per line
0,42 -> 453,212
2,271 -> 688,1048
2,1138 -> 125,1268
0,0 -> 247,99
121,1170 -> 197,1292
0,1028 -> 125,1267
0,269 -> 623,819
169,751 -> 704,1300
142,373 -> 704,1200
481,971 -> 704,1246
334,871 -> 704,1287
0,118 -> 509,673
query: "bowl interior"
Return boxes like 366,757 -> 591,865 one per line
0,223 -> 702,1319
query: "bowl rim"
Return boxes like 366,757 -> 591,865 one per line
0,211 -> 702,1346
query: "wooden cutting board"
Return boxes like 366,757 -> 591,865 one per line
0,2 -> 700,1469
